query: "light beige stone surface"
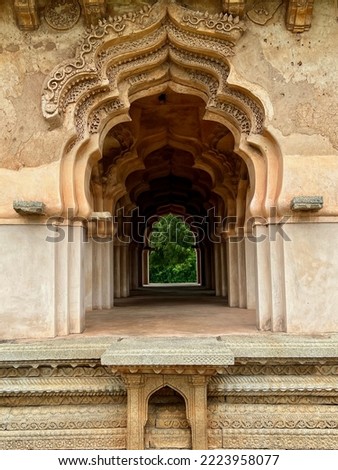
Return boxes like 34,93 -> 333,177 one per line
283,223 -> 338,333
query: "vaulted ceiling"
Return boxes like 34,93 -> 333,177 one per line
98,89 -> 246,220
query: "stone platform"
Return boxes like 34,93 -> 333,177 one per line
0,334 -> 337,450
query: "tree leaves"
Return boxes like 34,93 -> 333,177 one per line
149,214 -> 197,283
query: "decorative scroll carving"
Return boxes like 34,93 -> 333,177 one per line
42,0 -> 264,155
182,10 -> 245,37
207,403 -> 338,430
44,0 -> 81,30
0,395 -> 126,407
227,396 -> 338,405
208,375 -> 338,395
0,364 -> 112,378
286,0 -> 314,33
221,429 -> 338,450
13,0 -> 39,30
1,430 -> 127,450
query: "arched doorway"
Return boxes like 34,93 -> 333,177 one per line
145,386 -> 192,449
98,89 -> 252,306
42,0 -> 283,334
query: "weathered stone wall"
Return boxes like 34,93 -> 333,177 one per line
1,0 -> 337,164
1,358 -> 338,450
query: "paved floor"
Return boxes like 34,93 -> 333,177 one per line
83,286 -> 257,337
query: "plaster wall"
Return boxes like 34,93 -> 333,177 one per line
0,1 -> 338,218
283,223 -> 338,333
0,224 -> 86,340
0,224 -> 56,338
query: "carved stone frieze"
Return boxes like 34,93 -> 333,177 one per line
226,396 -> 338,405
221,429 -> 338,450
0,364 -> 111,378
0,429 -> 127,450
41,0 -> 258,141
0,394 -> 126,407
207,403 -> 338,449
0,376 -> 126,396
218,364 -> 317,375
286,0 -> 314,33
181,9 -> 245,39
207,403 -> 338,429
11,0 -> 320,34
2,403 -> 127,431
208,375 -> 338,395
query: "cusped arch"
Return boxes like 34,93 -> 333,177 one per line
41,0 -> 282,220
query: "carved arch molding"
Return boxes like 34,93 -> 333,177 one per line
41,0 -> 282,218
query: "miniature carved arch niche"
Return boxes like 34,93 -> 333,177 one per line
145,386 -> 192,449
125,374 -> 208,450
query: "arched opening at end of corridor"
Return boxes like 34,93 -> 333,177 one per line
148,214 -> 198,285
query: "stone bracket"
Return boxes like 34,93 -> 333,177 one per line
290,196 -> 323,211
13,200 -> 46,216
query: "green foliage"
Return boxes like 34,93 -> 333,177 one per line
148,214 -> 197,283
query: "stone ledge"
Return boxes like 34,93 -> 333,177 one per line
0,334 -> 337,365
101,337 -> 234,366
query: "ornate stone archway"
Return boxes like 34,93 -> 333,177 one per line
41,0 -> 282,221
39,0 -> 286,335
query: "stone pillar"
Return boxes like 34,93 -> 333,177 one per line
142,250 -> 149,285
84,238 -> 93,311
214,242 -> 222,296
110,238 -> 114,307
138,247 -> 143,287
188,375 -> 208,450
245,237 -> 256,309
124,375 -> 146,450
114,244 -> 121,299
269,224 -> 286,332
203,245 -> 212,289
254,225 -> 272,330
101,240 -> 112,308
237,237 -> 247,308
54,225 -> 86,336
220,241 -> 227,298
121,244 -> 129,298
92,241 -> 103,309
67,225 -> 86,334
226,237 -> 239,307
131,244 -> 139,290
